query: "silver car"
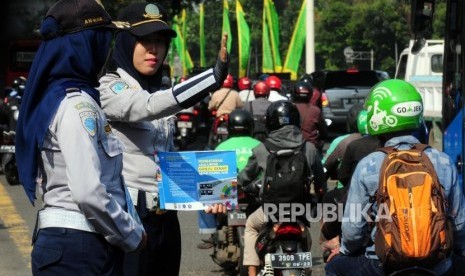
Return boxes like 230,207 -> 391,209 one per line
315,69 -> 389,132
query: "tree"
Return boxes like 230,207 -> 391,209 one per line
348,0 -> 409,74
4,0 -> 447,77
314,0 -> 354,69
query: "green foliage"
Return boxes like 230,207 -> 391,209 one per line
8,0 -> 446,77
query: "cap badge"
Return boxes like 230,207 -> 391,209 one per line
144,4 -> 162,20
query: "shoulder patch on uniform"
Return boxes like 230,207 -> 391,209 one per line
79,111 -> 97,136
110,81 -> 129,94
74,101 -> 98,111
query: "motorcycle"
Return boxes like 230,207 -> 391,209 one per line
207,112 -> 229,149
210,187 -> 261,275
211,202 -> 248,273
252,219 -> 313,276
174,106 -> 198,150
0,78 -> 24,185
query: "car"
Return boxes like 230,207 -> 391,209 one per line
312,69 -> 390,133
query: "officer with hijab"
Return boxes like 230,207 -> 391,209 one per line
16,0 -> 146,274
97,2 -> 229,275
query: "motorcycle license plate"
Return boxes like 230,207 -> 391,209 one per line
0,145 -> 15,153
177,121 -> 192,128
228,211 -> 247,226
269,252 -> 312,269
217,127 -> 228,135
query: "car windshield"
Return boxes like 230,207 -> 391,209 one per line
324,71 -> 381,89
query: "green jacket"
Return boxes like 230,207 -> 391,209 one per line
215,136 -> 261,172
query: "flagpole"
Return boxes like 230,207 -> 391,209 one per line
305,0 -> 315,73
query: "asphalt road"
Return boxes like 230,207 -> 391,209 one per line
0,130 -> 330,276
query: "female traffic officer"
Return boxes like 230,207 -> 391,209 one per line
97,2 -> 229,275
15,0 -> 146,275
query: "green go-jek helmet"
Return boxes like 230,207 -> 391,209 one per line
365,79 -> 423,135
357,109 -> 368,135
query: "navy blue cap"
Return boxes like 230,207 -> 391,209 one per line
118,2 -> 177,38
44,0 -> 129,38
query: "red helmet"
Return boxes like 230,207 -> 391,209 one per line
179,76 -> 188,83
222,74 -> 234,88
265,75 -> 282,90
253,81 -> 270,98
238,77 -> 252,90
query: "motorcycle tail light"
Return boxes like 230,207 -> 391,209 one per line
321,92 -> 329,107
274,224 -> 302,236
211,110 -> 217,117
178,114 -> 192,121
193,109 -> 199,116
220,114 -> 229,122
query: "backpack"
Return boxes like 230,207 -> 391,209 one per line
248,102 -> 267,142
372,143 -> 453,270
261,142 -> 312,207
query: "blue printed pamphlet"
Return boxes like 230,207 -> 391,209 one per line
158,150 -> 238,211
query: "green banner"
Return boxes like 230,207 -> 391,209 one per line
181,9 -> 194,71
236,0 -> 250,77
264,0 -> 282,72
222,0 -> 232,53
199,3 -> 206,67
173,17 -> 193,76
283,0 -> 306,80
262,6 -> 274,73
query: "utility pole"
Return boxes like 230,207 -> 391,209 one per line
305,0 -> 315,73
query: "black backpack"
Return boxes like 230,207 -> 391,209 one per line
248,102 -> 267,142
261,142 -> 312,206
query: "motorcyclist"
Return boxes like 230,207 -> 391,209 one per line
293,81 -> 328,155
208,74 -> 243,117
325,79 -> 465,275
243,81 -> 272,142
207,74 -> 244,149
265,75 -> 288,102
238,100 -> 326,276
238,77 -> 255,102
300,71 -> 325,109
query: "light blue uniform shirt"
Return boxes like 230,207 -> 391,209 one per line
39,91 -> 144,252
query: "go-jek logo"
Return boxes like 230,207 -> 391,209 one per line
391,101 -> 422,117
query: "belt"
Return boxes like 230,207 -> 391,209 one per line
38,208 -> 97,233
150,207 -> 168,215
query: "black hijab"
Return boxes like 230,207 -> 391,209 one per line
103,31 -> 167,92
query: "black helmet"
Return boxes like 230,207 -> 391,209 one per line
227,109 -> 254,137
346,103 -> 364,133
293,81 -> 313,103
265,100 -> 300,132
299,73 -> 313,84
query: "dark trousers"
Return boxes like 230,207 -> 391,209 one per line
124,211 -> 181,276
325,255 -> 384,276
32,227 -> 123,276
325,254 -> 453,276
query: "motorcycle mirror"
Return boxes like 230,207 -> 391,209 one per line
411,38 -> 426,54
410,0 -> 435,55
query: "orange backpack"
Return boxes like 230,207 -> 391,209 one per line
373,144 -> 452,269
